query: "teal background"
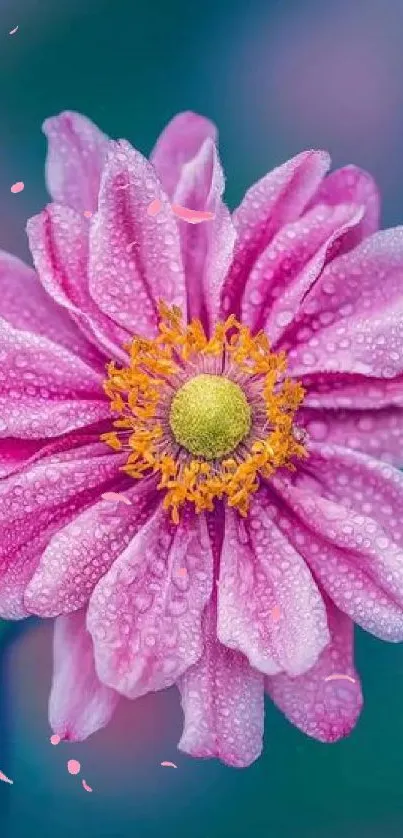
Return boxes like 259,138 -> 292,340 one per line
1,0 -> 403,835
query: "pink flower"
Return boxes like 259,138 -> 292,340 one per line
1,110 -> 403,768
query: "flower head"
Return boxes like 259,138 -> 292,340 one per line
0,110 -> 402,767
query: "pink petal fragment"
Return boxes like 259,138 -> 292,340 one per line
10,182 -> 24,194
160,761 -> 177,768
88,506 -> 213,698
82,780 -> 93,792
0,770 -> 13,785
50,610 -> 119,742
324,674 -> 357,684
50,734 -> 61,745
147,199 -> 162,216
67,759 -> 81,775
150,111 -> 218,198
9,26 -> 18,35
83,211 -> 92,218
101,491 -> 132,505
266,601 -> 362,743
171,204 -> 215,224
178,600 -> 264,768
218,500 -> 329,676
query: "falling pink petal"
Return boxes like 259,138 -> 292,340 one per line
83,210 -> 92,218
82,779 -> 93,793
10,182 -> 24,194
147,198 -> 162,217
67,759 -> 81,775
9,26 -> 18,35
270,604 -> 281,622
0,770 -> 13,785
171,204 -> 215,224
324,673 -> 357,684
50,734 -> 61,745
101,491 -> 132,506
160,761 -> 177,768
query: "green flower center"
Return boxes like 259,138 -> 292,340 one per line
169,373 -> 251,460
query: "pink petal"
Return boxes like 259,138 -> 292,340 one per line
0,250 -> 103,370
241,203 -> 363,337
301,405 -> 403,467
266,600 -> 363,742
172,138 -> 236,330
309,164 -> 380,249
273,466 -> 403,642
25,478 -> 158,617
43,111 -> 109,213
27,205 -> 128,362
150,111 -> 217,198
50,609 -> 118,741
178,599 -> 264,768
220,150 -> 330,318
0,316 -> 109,439
87,506 -> 213,698
218,499 -> 329,676
0,442 -> 124,619
88,141 -> 186,338
283,228 -> 403,381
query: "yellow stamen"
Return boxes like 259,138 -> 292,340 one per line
102,303 -> 306,521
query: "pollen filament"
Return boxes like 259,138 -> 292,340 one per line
101,303 -> 307,522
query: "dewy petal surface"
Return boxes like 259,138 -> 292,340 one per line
178,599 -> 264,768
87,506 -> 213,698
0,250 -> 103,370
27,204 -> 128,361
25,478 -> 158,617
220,150 -> 331,317
173,138 -> 236,331
308,164 -> 380,251
150,111 -> 218,198
282,228 -> 403,380
218,497 -> 330,676
0,443 -> 124,619
43,111 -> 109,213
241,202 -> 363,338
88,140 -> 187,337
0,316 -> 109,438
266,599 -> 363,742
50,609 -> 119,741
273,459 -> 403,641
301,405 -> 403,466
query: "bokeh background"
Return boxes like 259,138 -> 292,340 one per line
1,0 -> 403,835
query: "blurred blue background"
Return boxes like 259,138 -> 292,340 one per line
1,0 -> 403,835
